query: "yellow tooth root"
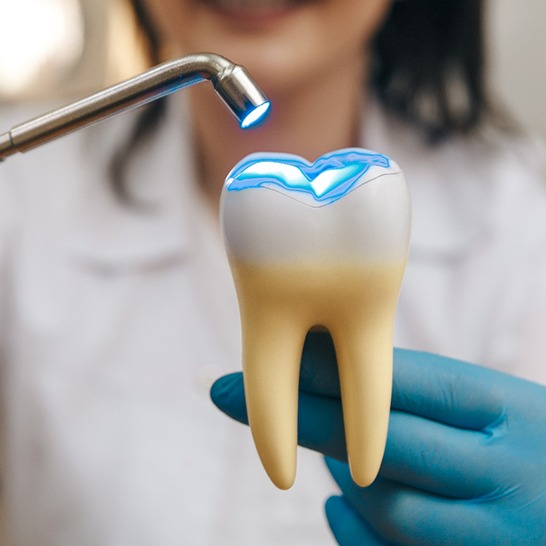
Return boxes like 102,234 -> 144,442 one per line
230,260 -> 405,489
326,263 -> 404,487
233,260 -> 311,490
330,321 -> 395,487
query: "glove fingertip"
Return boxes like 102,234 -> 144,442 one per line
325,495 -> 385,546
324,456 -> 352,483
210,372 -> 249,423
325,495 -> 345,520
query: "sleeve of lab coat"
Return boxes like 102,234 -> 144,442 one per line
480,135 -> 546,386
516,249 -> 546,385
495,141 -> 546,386
516,142 -> 546,385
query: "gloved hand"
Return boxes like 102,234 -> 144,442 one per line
211,332 -> 546,545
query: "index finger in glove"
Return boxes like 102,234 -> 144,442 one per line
300,333 -> 505,430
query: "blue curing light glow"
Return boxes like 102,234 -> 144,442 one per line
241,101 -> 271,129
226,149 -> 392,205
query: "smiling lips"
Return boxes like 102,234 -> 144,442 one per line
221,148 -> 411,489
201,0 -> 303,19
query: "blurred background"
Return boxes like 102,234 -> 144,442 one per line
0,0 -> 545,141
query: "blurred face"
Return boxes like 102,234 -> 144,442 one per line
142,0 -> 391,95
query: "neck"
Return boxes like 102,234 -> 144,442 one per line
189,54 -> 368,215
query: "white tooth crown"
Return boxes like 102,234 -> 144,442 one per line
221,148 -> 411,489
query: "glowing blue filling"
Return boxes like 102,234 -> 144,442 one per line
241,102 -> 271,129
227,149 -> 391,204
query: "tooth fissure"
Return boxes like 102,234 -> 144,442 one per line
227,149 -> 393,205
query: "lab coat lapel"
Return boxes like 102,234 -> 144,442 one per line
65,95 -> 199,273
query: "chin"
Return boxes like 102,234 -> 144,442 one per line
177,1 -> 322,91
186,42 -> 300,95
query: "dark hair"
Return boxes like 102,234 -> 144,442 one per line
109,0 -> 167,200
372,0 -> 489,142
113,0 -> 491,196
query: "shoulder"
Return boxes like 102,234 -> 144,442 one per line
365,99 -> 546,199
0,97 -> 197,271
365,103 -> 546,255
0,100 -> 135,265
464,130 -> 546,247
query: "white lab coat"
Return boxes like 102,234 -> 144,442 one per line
1,95 -> 546,546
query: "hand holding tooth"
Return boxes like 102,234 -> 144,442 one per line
212,342 -> 546,544
220,148 -> 411,489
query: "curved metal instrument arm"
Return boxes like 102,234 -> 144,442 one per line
0,52 -> 269,161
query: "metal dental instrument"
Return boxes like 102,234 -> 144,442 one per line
0,52 -> 270,162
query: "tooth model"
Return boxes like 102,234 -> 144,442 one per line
220,148 -> 411,489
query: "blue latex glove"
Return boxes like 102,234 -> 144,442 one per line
211,332 -> 546,545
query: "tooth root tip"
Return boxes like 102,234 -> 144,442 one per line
274,478 -> 294,491
353,476 -> 376,488
261,457 -> 296,490
268,470 -> 295,491
349,461 -> 381,488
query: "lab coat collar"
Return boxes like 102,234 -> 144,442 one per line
361,99 -> 493,261
65,94 -> 200,273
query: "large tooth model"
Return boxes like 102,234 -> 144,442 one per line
220,148 -> 411,489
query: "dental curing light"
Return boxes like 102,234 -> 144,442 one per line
0,53 -> 270,161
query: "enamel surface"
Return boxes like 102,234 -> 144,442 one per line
221,148 -> 411,489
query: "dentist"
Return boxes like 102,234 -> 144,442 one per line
1,0 -> 546,545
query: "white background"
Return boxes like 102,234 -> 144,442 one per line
489,0 -> 546,141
